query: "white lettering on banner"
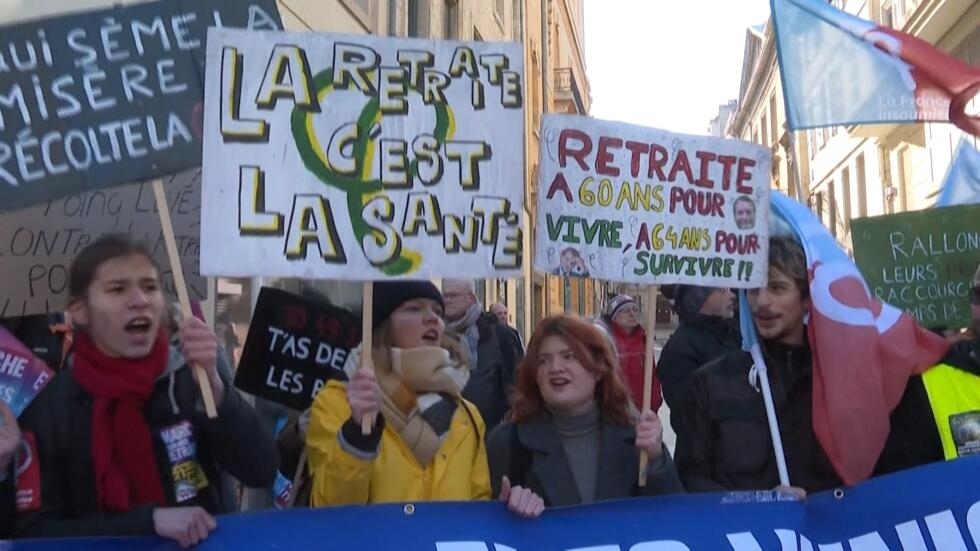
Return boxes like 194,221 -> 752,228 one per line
435,545 -> 517,551
726,530 -> 797,551
432,500 -> 980,550
968,501 -> 980,549
0,352 -> 27,377
893,520 -> 928,550
725,501 -> 980,550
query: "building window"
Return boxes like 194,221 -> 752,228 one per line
896,146 -> 910,212
828,183 -> 837,237
495,0 -> 506,25
769,95 -> 779,145
813,190 -> 825,220
841,167 -> 851,233
856,153 -> 868,217
881,0 -> 907,28
761,114 -> 769,146
407,0 -> 428,37
443,0 -> 458,38
512,0 -> 521,40
340,0 -> 373,32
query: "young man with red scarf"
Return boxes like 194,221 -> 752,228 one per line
15,236 -> 277,547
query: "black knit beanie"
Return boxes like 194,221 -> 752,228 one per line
372,280 -> 444,328
674,285 -> 714,323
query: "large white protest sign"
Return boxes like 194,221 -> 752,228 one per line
0,170 -> 205,317
536,115 -> 771,287
201,28 -> 525,279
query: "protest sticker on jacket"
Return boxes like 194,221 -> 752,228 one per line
0,325 -> 54,417
851,203 -> 980,329
235,287 -> 360,411
535,114 -> 771,287
0,169 -> 205,318
200,28 -> 525,280
0,0 -> 282,213
159,420 -> 209,503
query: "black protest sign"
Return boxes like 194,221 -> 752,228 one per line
0,0 -> 282,213
852,204 -> 980,330
235,287 -> 361,411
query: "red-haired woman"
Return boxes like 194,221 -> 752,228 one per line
487,315 -> 683,517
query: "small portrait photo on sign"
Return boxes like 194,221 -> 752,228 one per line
552,247 -> 590,278
733,196 -> 757,230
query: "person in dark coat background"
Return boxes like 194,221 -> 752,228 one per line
657,285 -> 739,439
0,401 -> 21,539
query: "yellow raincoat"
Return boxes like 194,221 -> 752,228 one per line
306,380 -> 492,506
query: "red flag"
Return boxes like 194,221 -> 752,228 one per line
772,0 -> 980,135
758,193 -> 950,485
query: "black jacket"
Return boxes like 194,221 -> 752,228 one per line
16,346 -> 278,539
875,339 -> 980,476
487,412 -> 684,506
658,316 -> 739,437
675,339 -> 842,493
1,467 -> 13,539
461,313 -> 523,431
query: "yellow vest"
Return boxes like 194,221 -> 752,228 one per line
921,363 -> 980,460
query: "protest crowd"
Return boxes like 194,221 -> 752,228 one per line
0,235 -> 977,547
2,0 -> 980,549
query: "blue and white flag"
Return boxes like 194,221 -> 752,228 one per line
935,139 -> 980,207
771,0 -> 980,135
740,191 -> 948,485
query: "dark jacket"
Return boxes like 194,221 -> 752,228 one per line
16,346 -> 278,539
675,339 -> 842,493
1,467 -> 13,539
486,412 -> 684,506
462,313 -> 523,430
875,339 -> 980,476
658,316 -> 739,437
274,414 -> 311,508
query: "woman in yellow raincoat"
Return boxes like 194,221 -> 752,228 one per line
305,280 -> 490,506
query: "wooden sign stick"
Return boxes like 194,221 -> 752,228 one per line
152,180 -> 218,419
287,449 -> 307,508
638,285 -> 659,487
360,281 -> 376,434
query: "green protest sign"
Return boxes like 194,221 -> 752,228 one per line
851,204 -> 980,330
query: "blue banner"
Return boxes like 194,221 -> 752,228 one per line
5,456 -> 980,550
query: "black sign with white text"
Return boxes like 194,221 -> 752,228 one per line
235,287 -> 360,411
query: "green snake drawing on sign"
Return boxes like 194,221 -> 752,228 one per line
290,68 -> 455,276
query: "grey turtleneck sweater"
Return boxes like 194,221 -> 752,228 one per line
551,405 -> 601,504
